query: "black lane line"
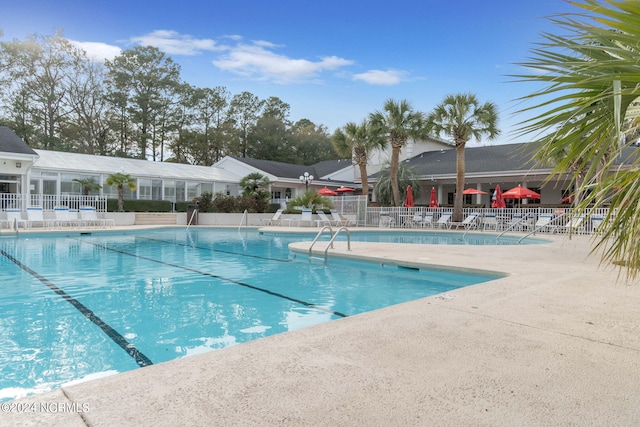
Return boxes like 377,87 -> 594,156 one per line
0,248 -> 153,368
138,236 -> 293,263
74,238 -> 348,318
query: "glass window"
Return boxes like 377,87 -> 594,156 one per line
164,180 -> 175,201
175,181 -> 186,202
187,182 -> 200,200
139,179 -> 152,200
200,183 -> 213,195
152,180 -> 162,200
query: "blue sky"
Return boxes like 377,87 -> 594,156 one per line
1,0 -> 577,146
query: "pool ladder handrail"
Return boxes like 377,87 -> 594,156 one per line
496,213 -> 534,243
517,211 -> 568,244
309,226 -> 351,262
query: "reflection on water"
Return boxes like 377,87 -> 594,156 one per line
0,229 -> 501,401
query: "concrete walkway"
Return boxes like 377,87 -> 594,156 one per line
4,229 -> 640,426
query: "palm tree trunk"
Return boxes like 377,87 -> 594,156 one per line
390,145 -> 401,206
453,142 -> 466,222
358,162 -> 369,199
118,186 -> 124,212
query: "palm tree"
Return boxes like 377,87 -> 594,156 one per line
427,93 -> 499,222
239,172 -> 271,197
513,0 -> 640,276
105,173 -> 137,212
331,119 -> 386,199
369,99 -> 427,207
72,177 -> 102,196
373,161 -> 421,206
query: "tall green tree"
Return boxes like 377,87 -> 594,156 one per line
105,173 -> 137,212
513,0 -> 640,277
373,161 -> 421,206
105,46 -> 181,159
289,119 -> 336,164
228,91 -> 263,157
427,93 -> 499,222
332,119 -> 386,199
369,99 -> 427,207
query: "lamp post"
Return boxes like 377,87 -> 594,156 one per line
299,172 -> 313,191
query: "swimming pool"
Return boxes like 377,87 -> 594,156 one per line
0,228 -> 504,401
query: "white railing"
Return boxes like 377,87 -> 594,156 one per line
1,194 -> 108,212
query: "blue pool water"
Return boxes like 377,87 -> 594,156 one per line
0,228 -> 504,401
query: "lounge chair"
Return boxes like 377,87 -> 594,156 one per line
315,211 -> 336,227
79,206 -> 114,227
560,215 -> 586,234
378,211 -> 395,228
482,214 -> 498,231
407,212 -> 434,228
435,212 -> 452,228
1,209 -> 27,230
448,212 -> 480,230
26,206 -> 53,228
54,206 -> 80,227
590,215 -> 606,234
329,209 -> 350,226
260,209 -> 285,226
294,208 -> 314,227
531,214 -> 556,233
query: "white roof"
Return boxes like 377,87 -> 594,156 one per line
33,150 -> 241,182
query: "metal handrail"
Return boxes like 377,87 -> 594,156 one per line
518,211 -> 569,243
237,209 -> 248,232
496,213 -> 534,242
308,226 -> 334,257
324,227 -> 351,260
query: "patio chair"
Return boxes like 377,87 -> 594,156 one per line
590,215 -> 606,234
378,211 -> 395,228
79,206 -> 113,227
435,212 -> 452,228
448,212 -> 480,230
26,206 -> 54,228
482,214 -> 498,231
1,209 -> 27,230
531,214 -> 556,233
315,211 -> 337,227
54,206 -> 80,227
560,215 -> 586,234
260,209 -> 285,226
329,209 -> 350,226
294,208 -> 314,227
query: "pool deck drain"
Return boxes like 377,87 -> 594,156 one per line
4,228 -> 640,426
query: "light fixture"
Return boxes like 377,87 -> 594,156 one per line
299,172 -> 314,191
15,162 -> 21,168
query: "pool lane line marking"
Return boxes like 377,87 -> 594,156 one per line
0,248 -> 154,368
73,238 -> 349,318
138,236 -> 293,263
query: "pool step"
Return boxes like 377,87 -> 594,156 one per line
134,213 -> 178,225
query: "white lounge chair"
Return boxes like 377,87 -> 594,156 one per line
79,206 -> 113,227
378,211 -> 395,228
448,212 -> 480,230
560,215 -> 586,234
315,211 -> 336,227
294,208 -> 314,227
435,212 -> 452,228
26,206 -> 53,228
482,214 -> 498,231
1,209 -> 27,230
54,206 -> 79,227
531,214 -> 556,233
260,209 -> 285,226
330,209 -> 350,226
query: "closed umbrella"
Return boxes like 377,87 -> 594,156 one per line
404,185 -> 414,207
429,187 -> 439,208
491,184 -> 506,208
317,187 -> 338,196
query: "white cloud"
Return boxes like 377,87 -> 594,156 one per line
130,30 -> 223,55
212,40 -> 354,84
69,40 -> 122,62
353,69 -> 409,85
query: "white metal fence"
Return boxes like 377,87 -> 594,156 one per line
0,194 -> 108,212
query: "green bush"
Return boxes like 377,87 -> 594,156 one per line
107,199 -> 173,212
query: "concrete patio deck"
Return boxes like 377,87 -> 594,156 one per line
3,228 -> 640,426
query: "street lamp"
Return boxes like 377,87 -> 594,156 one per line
299,172 -> 314,191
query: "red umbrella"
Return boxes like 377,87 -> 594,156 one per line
429,187 -> 439,208
502,185 -> 541,200
491,184 -> 506,208
335,186 -> 356,194
462,188 -> 488,195
317,187 -> 338,196
404,185 -> 414,207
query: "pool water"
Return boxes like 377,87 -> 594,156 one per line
0,228 -> 503,401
